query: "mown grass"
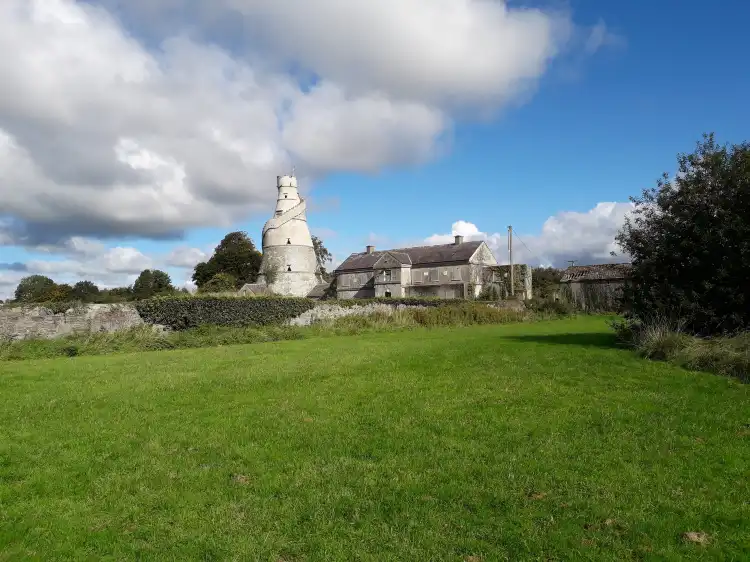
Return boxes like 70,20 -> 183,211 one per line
613,317 -> 750,382
1,316 -> 748,560
0,305 -> 529,362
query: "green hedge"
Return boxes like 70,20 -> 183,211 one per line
135,295 -> 316,330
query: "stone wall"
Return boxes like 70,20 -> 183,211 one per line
287,303 -> 425,327
1,299 -> 527,340
0,304 -> 145,341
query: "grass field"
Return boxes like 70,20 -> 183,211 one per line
1,316 -> 748,560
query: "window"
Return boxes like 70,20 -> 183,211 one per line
385,290 -> 392,298
276,210 -> 282,216
283,193 -> 288,199
287,265 -> 292,272
413,270 -> 422,284
384,269 -> 392,282
286,238 -> 291,245
451,267 -> 462,281
429,268 -> 439,282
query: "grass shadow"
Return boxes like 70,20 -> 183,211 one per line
503,332 -> 620,350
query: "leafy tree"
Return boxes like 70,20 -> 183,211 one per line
312,235 -> 333,278
192,231 -> 262,289
45,283 -> 74,302
14,275 -> 56,302
532,267 -> 563,300
198,273 -> 237,293
102,286 -> 134,302
615,133 -> 750,335
133,269 -> 174,299
71,280 -> 100,302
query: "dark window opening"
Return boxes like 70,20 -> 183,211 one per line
276,210 -> 282,216
287,265 -> 292,272
283,193 -> 288,199
385,290 -> 392,298
286,238 -> 291,245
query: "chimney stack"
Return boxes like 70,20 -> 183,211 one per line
366,245 -> 375,254
454,235 -> 464,245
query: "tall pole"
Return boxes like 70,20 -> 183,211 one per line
508,225 -> 515,297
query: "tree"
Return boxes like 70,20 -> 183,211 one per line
45,283 -> 74,302
615,133 -> 750,335
312,235 -> 333,278
14,275 -> 56,303
198,273 -> 237,293
102,286 -> 134,302
532,267 -> 563,300
192,231 -> 262,289
71,280 -> 100,302
133,269 -> 174,299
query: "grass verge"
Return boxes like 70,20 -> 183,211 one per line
0,304 -> 532,361
613,317 -> 750,382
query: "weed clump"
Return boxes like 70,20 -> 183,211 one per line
612,317 -> 749,381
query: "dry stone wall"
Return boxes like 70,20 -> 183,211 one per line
0,304 -> 145,341
1,299 -> 524,340
287,303 -> 426,327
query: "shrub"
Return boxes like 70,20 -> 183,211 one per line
135,295 -> 316,330
526,298 -> 575,316
199,273 -> 237,293
477,285 -> 500,301
611,316 -> 749,381
615,133 -> 750,335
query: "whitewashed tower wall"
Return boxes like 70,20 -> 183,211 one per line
257,175 -> 320,296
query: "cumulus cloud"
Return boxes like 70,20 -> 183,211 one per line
0,0 -> 446,246
425,202 -> 635,267
166,246 -> 209,268
0,241 -> 207,299
0,0 -> 616,249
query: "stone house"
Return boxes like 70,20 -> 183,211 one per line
560,263 -> 631,310
335,236 -> 512,300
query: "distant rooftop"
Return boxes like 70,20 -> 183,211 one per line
336,240 -> 483,272
561,263 -> 632,282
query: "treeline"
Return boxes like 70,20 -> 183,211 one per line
3,231 -> 333,305
7,269 -> 187,305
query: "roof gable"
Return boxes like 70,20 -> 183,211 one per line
373,251 -> 411,269
336,241 -> 483,272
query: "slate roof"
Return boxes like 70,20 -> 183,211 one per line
306,282 -> 332,299
336,241 -> 483,272
560,263 -> 632,282
238,283 -> 272,296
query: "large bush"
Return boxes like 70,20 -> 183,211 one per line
616,133 -> 750,335
192,231 -> 263,289
135,295 -> 316,330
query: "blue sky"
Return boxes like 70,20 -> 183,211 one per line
1,0 -> 748,296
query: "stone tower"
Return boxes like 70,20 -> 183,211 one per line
256,174 -> 321,296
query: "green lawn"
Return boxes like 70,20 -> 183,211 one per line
1,316 -> 748,561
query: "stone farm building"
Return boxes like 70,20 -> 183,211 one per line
560,263 -> 632,311
334,236 -> 531,300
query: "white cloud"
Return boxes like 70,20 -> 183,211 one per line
225,0 -> 572,108
584,19 -> 626,55
282,84 -> 447,172
0,0 -> 615,248
166,247 -> 209,268
425,202 -> 635,267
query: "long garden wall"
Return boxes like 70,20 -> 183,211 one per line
0,298 -> 526,340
